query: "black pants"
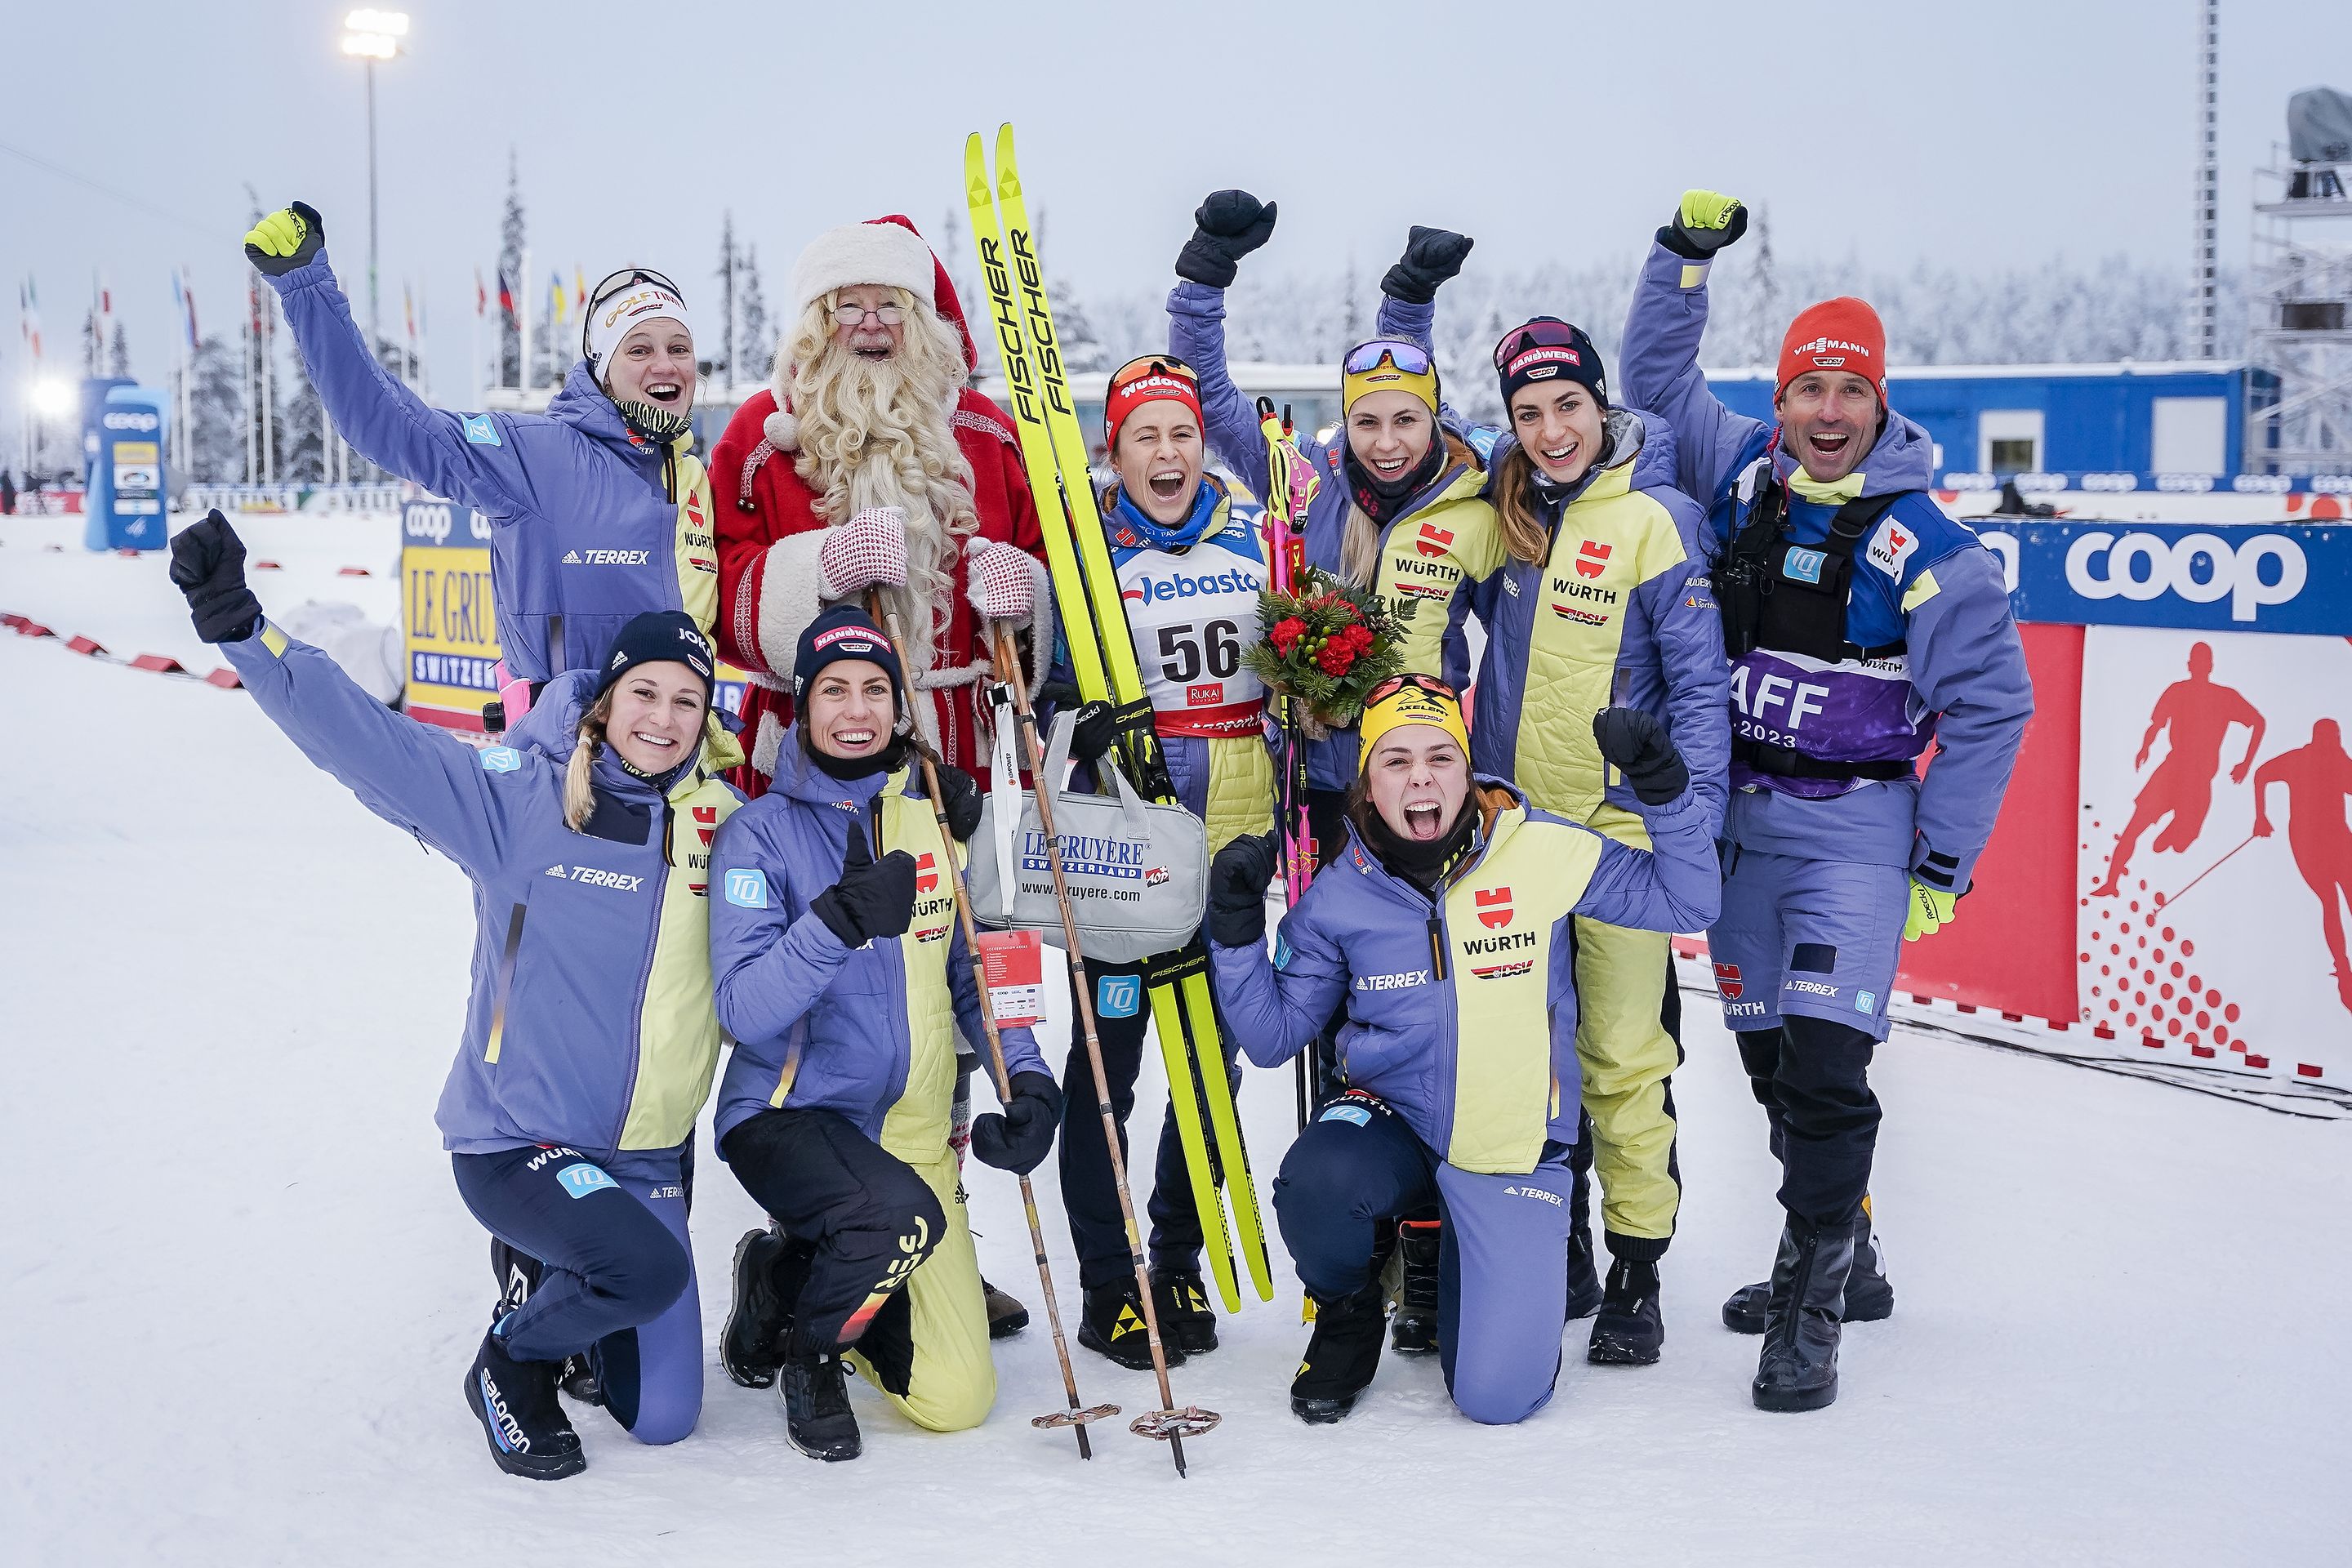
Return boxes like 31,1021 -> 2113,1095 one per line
1736,1018 -> 1881,1232
1057,951 -> 1239,1290
720,1108 -> 945,1356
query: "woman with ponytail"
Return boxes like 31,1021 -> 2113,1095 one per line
172,511 -> 744,1481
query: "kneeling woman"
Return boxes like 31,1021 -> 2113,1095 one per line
171,514 -> 744,1479
706,607 -> 1061,1463
1206,679 -> 1718,1425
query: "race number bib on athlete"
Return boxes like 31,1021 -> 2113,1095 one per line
1115,513 -> 1268,737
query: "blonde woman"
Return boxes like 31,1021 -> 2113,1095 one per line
172,513 -> 743,1481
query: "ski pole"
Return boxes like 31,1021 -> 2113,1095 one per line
1257,396 -> 1319,1134
991,626 -> 1219,1477
867,602 -> 1116,1459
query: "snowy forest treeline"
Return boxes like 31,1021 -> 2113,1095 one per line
147,171 -> 2247,481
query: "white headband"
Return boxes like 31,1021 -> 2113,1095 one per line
584,280 -> 693,383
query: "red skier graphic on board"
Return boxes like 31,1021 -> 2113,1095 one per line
2091,642 -> 2265,897
2252,718 -> 2352,1015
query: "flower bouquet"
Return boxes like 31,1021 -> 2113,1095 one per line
1245,568 -> 1406,733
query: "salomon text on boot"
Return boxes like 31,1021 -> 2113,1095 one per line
779,1351 -> 862,1462
1390,1219 -> 1441,1355
466,1326 -> 586,1481
1293,1281 -> 1388,1424
1751,1221 -> 1855,1413
1079,1280 -> 1182,1371
1152,1269 -> 1219,1357
1588,1255 -> 1664,1365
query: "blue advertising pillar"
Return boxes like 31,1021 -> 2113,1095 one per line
83,385 -> 170,551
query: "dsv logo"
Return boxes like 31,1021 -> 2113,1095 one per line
2064,531 -> 2306,623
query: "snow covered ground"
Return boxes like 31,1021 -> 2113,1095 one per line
5,513 -> 2349,1566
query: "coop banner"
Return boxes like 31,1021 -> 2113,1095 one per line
1978,521 -> 2352,637
2075,626 -> 2352,1085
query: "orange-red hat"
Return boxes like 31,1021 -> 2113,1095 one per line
1777,297 -> 1886,403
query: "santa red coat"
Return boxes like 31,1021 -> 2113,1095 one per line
713,386 -> 1046,791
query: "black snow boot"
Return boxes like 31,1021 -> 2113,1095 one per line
1078,1280 -> 1183,1371
1565,1227 -> 1604,1321
778,1352 -> 862,1462
1152,1269 -> 1219,1356
1389,1219 -> 1441,1355
982,1278 -> 1031,1340
1724,1210 -> 1891,1333
720,1228 -> 795,1389
556,1353 -> 603,1405
1587,1257 -> 1664,1365
1292,1281 -> 1388,1424
1752,1222 -> 1855,1413
466,1329 -> 586,1481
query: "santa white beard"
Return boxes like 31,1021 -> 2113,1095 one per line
790,327 -> 979,686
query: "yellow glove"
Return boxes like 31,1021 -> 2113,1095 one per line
243,202 -> 324,278
1903,880 -> 1958,942
1668,189 -> 1748,257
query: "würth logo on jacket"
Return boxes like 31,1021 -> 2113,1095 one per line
1474,887 -> 1513,929
1713,961 -> 1744,1000
1414,520 -> 1455,559
1574,539 -> 1612,581
915,851 -> 939,895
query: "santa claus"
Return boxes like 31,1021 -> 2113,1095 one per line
714,216 -> 1049,795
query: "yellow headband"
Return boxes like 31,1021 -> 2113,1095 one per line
1357,679 -> 1471,771
1342,356 -> 1440,418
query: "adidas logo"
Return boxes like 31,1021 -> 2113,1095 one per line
545,865 -> 566,877
562,550 -> 581,564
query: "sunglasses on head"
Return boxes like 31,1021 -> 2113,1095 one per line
588,267 -> 684,310
1109,354 -> 1200,388
1364,671 -> 1458,708
1491,318 -> 1586,372
1343,340 -> 1434,378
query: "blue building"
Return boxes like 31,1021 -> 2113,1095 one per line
1703,361 -> 2253,483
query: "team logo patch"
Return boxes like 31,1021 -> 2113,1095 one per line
556,1164 -> 616,1200
462,413 -> 502,446
478,746 -> 523,773
1865,517 -> 1918,580
1574,539 -> 1612,581
724,868 -> 769,908
1783,546 -> 1827,585
1470,960 -> 1535,981
1097,974 -> 1143,1018
1319,1104 -> 1371,1126
1855,990 -> 1878,1015
1474,887 -> 1513,929
1414,520 -> 1455,559
1713,961 -> 1743,1000
1272,932 -> 1294,972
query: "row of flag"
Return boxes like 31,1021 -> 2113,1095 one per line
472,264 -> 589,324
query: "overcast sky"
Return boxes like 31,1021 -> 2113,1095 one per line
4,0 -> 2349,429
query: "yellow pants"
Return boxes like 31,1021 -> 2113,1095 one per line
1572,804 -> 1682,1243
846,1143 -> 996,1432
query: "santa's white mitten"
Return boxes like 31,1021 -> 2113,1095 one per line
965,537 -> 1043,622
817,507 -> 910,596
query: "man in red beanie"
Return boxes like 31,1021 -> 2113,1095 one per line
1620,190 -> 2033,1416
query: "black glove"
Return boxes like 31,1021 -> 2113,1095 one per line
168,510 -> 264,644
1592,707 -> 1690,805
969,1071 -> 1065,1175
809,826 -> 919,948
936,764 -> 983,843
1207,831 -> 1281,948
1063,700 -> 1118,768
1659,189 -> 1748,260
1380,225 -> 1475,305
242,201 -> 325,278
1174,189 -> 1278,288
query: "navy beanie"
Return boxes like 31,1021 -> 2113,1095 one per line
795,604 -> 905,702
594,610 -> 715,703
1492,316 -> 1608,412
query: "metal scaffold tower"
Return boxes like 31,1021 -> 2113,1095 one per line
2247,87 -> 2352,474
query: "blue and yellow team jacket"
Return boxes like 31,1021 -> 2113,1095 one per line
1209,777 -> 1719,1174
224,626 -> 744,1155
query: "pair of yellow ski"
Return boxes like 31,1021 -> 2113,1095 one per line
962,124 -> 1273,1312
